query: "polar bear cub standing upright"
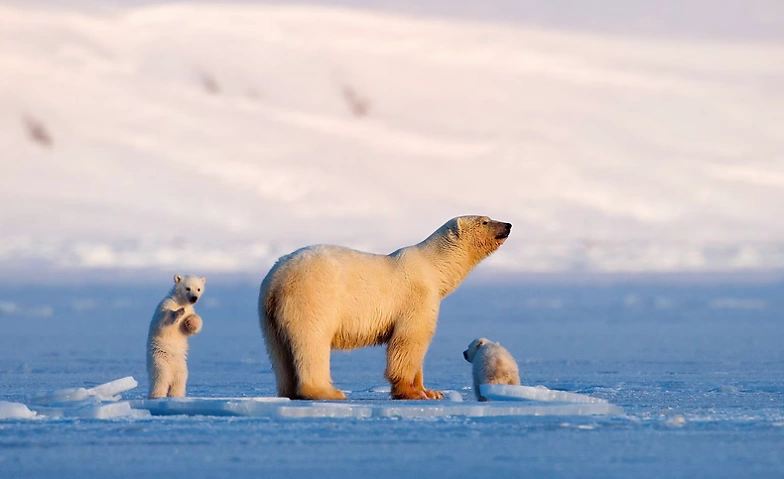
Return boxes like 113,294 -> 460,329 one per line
147,274 -> 205,399
463,337 -> 520,401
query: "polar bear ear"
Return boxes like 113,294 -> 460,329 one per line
174,274 -> 183,284
200,277 -> 206,285
450,217 -> 462,239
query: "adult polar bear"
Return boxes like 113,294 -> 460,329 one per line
259,215 -> 512,400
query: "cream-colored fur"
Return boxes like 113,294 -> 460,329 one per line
147,274 -> 205,399
259,215 -> 512,400
463,337 -> 520,401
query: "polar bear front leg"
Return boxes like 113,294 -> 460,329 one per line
386,327 -> 440,400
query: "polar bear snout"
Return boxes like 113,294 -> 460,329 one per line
494,222 -> 512,240
463,350 -> 470,362
188,295 -> 199,304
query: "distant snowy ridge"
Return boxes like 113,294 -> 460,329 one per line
1,3 -> 782,279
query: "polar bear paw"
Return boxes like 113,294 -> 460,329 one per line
391,383 -> 443,400
180,314 -> 203,336
423,388 -> 444,400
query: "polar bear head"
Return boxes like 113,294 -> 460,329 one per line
172,274 -> 206,305
463,337 -> 491,363
446,215 -> 512,259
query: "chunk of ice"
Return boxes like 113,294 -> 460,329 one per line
27,387 -> 92,406
87,376 -> 138,400
27,376 -> 139,406
0,401 -> 37,419
480,384 -> 609,404
443,390 -> 464,402
25,376 -> 143,419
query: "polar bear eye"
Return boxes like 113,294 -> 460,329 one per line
197,288 -> 201,292
186,287 -> 191,292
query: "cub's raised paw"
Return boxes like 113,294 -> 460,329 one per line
180,313 -> 203,336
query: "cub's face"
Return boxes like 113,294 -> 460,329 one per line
463,337 -> 490,363
173,274 -> 206,304
454,216 -> 512,258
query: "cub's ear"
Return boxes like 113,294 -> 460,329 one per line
200,277 -> 206,285
174,274 -> 183,284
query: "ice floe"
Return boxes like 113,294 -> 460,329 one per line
480,384 -> 610,404
0,401 -> 37,419
21,376 -> 149,419
132,396 -> 621,418
6,377 -> 622,420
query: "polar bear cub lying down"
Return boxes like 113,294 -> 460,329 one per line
463,337 -> 520,401
147,274 -> 205,399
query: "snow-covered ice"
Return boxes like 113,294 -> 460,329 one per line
481,384 -> 610,404
1,282 -> 783,478
0,401 -> 37,419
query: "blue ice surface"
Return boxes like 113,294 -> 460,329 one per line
0,278 -> 783,478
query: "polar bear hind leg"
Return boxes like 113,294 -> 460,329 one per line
261,316 -> 299,398
149,366 -> 173,399
169,368 -> 188,397
290,332 -> 345,400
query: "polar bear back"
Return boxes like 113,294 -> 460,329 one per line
264,244 -> 436,350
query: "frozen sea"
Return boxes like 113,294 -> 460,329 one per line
1,278 -> 783,478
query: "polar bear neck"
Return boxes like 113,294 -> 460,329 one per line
413,233 -> 485,298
